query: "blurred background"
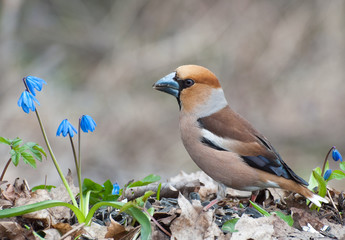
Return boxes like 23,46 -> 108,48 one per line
0,0 -> 344,191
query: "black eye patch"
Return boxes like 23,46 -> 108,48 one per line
177,79 -> 195,90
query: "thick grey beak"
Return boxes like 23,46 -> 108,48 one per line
153,72 -> 179,98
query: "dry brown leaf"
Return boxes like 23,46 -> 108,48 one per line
170,171 -> 218,200
52,222 -> 73,235
0,221 -> 35,240
42,228 -> 62,240
53,222 -> 85,239
151,222 -> 170,240
13,171 -> 77,226
291,207 -> 332,233
1,178 -> 30,205
267,188 -> 288,204
232,214 -> 321,240
83,222 -> 108,239
105,215 -> 128,239
49,169 -> 79,203
170,193 -> 226,240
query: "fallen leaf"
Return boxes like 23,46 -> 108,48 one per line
0,221 -> 35,240
170,193 -> 226,240
105,215 -> 128,239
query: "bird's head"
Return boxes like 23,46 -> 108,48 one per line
153,65 -> 228,117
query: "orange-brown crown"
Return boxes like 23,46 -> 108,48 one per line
175,65 -> 221,88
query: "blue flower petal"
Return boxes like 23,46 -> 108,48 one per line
323,169 -> 332,180
56,119 -> 77,138
332,149 -> 342,162
80,115 -> 97,133
25,76 -> 47,96
112,183 -> 120,195
56,120 -> 65,136
17,91 -> 40,114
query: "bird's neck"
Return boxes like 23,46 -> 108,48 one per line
181,88 -> 228,118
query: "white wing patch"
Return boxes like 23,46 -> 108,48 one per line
201,128 -> 231,151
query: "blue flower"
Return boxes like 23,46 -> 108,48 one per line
17,90 -> 40,113
56,119 -> 78,137
332,148 -> 342,162
112,183 -> 120,195
80,115 -> 97,133
25,76 -> 47,96
323,169 -> 332,180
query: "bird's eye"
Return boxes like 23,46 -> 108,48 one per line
184,79 -> 195,88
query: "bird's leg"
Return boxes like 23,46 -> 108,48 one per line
249,190 -> 259,207
203,183 -> 227,211
203,198 -> 220,211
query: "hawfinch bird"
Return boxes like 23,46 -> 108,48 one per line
153,65 -> 327,207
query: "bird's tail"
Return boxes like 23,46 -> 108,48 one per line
280,179 -> 328,207
301,187 -> 328,207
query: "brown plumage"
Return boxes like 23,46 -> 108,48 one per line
153,64 -> 327,207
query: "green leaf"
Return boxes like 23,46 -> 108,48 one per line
222,218 -> 239,233
21,152 -> 36,168
312,170 -> 327,198
249,201 -> 294,226
327,170 -> 345,181
26,142 -> 47,160
31,185 -> 56,192
120,202 -> 137,213
101,180 -> 119,202
125,206 -> 151,240
86,201 -> 151,240
308,167 -> 321,191
325,160 -> 330,172
82,178 -> 117,204
11,137 -> 23,148
156,183 -> 162,201
128,174 -> 161,188
103,180 -> 113,195
135,191 -> 155,207
24,225 -> 46,240
249,200 -> 270,217
339,161 -> 345,172
33,144 -> 47,158
274,210 -> 294,226
0,200 -> 85,223
0,136 -> 11,145
147,207 -> 154,216
16,146 -> 28,153
29,148 -> 42,161
10,150 -> 20,166
82,178 -> 103,193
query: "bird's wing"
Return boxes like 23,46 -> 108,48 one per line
197,106 -> 308,186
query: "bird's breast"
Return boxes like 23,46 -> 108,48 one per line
179,114 -> 265,191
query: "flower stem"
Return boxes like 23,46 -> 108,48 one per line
34,109 -> 78,207
69,136 -> 81,190
77,118 -> 84,214
321,146 -> 335,177
0,158 -> 12,181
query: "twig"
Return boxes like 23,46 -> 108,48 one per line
321,147 -> 335,177
327,190 -> 342,221
143,208 -> 171,237
59,223 -> 85,240
0,158 -> 11,181
124,180 -> 201,201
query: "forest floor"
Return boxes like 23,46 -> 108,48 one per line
0,171 -> 344,240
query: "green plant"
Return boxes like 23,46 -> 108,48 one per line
308,147 -> 344,210
0,137 -> 46,181
249,200 -> 294,226
0,76 -> 155,239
